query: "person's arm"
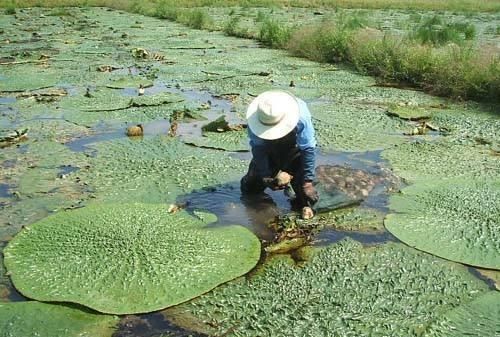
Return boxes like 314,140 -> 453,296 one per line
296,100 -> 317,183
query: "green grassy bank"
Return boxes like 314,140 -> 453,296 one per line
2,0 -> 500,103
4,0 -> 500,12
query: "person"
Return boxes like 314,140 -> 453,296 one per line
240,90 -> 319,217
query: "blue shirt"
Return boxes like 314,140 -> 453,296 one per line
248,98 -> 317,181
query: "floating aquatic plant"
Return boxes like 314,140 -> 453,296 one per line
183,129 -> 249,152
184,239 -> 490,336
386,103 -> 432,120
313,102 -> 409,152
0,301 -> 119,337
4,204 -> 261,314
423,292 -> 500,337
105,76 -> 153,89
79,136 -> 246,204
381,140 -> 500,183
385,178 -> 500,269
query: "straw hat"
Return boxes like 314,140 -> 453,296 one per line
246,90 -> 300,140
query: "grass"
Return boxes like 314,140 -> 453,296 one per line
410,15 -> 476,46
4,0 -> 500,12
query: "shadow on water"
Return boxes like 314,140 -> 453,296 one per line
0,183 -> 11,198
112,312 -> 208,337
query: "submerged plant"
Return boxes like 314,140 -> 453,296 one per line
4,204 -> 261,314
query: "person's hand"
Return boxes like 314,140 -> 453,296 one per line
302,181 -> 319,205
262,177 -> 286,191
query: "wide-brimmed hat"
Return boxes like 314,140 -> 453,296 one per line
246,90 -> 300,140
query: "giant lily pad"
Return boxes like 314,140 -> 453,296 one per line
106,76 -> 153,89
182,239 -> 490,336
0,65 -> 61,92
381,140 -> 500,182
423,292 -> 500,337
4,204 -> 261,314
385,178 -> 500,269
0,301 -> 119,337
183,129 -> 249,152
80,137 -> 246,203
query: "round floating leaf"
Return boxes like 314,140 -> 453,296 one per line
385,179 -> 500,269
80,137 -> 246,204
381,140 -> 500,183
4,203 -> 261,314
59,89 -> 132,112
386,103 -> 432,120
106,76 -> 154,89
0,65 -> 61,92
183,239 -> 490,337
182,130 -> 249,152
0,301 -> 118,337
423,292 -> 500,337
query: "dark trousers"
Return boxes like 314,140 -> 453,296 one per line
240,146 -> 308,209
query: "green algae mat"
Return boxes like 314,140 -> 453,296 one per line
385,179 -> 500,269
0,301 -> 119,337
3,203 -> 261,314
181,239 -> 492,337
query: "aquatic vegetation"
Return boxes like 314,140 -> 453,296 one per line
184,239 -> 490,336
4,204 -> 261,314
313,101 -> 409,151
106,76 -> 154,89
318,206 -> 387,231
385,103 -> 433,120
78,137 -> 247,204
423,292 -> 500,337
183,129 -> 249,152
0,64 -> 62,92
381,140 -> 500,182
0,302 -> 119,337
385,178 -> 500,269
428,104 -> 500,146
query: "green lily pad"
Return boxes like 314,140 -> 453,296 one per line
385,178 -> 500,269
386,103 -> 432,120
131,92 -> 184,107
59,89 -> 132,112
0,65 -> 61,92
313,102 -> 409,152
80,137 -> 246,203
106,76 -> 154,89
4,204 -> 261,314
0,302 -> 119,337
184,239 -> 490,336
381,140 -> 500,183
423,292 -> 500,337
183,129 -> 249,152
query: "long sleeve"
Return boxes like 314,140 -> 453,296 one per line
296,99 -> 317,182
